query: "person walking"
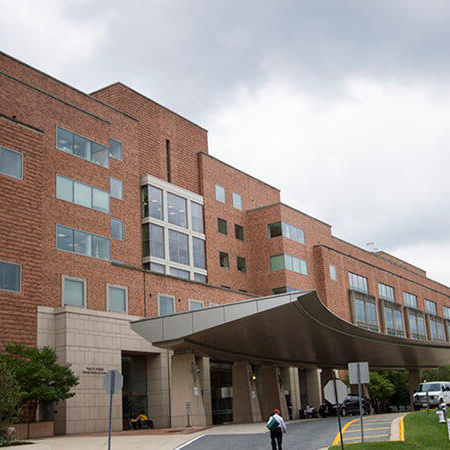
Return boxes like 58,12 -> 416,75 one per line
266,408 -> 286,450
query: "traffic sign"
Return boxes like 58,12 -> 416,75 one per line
324,379 -> 348,404
103,370 -> 123,395
348,362 -> 370,384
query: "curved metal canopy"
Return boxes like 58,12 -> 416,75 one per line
131,291 -> 450,369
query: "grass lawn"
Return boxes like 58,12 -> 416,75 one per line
329,410 -> 449,449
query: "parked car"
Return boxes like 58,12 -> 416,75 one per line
413,381 -> 450,410
319,395 -> 371,417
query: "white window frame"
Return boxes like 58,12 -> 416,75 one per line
232,192 -> 242,210
188,299 -> 204,310
215,184 -> 226,203
106,284 -> 128,313
157,293 -> 175,316
0,145 -> 23,180
62,275 -> 86,308
110,177 -> 123,200
0,259 -> 22,293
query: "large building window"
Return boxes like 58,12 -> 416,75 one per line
349,273 -> 368,294
425,299 -> 437,315
268,222 -> 305,244
158,294 -> 175,315
57,126 -> 109,168
406,309 -> 427,340
232,192 -> 242,210
56,225 -> 110,261
193,237 -> 206,269
107,285 -> 127,313
444,306 -> 450,320
378,283 -> 395,302
62,276 -> 85,307
168,230 -> 189,265
380,299 -> 404,337
191,202 -> 204,233
351,294 -> 378,332
215,184 -> 226,203
141,175 -> 206,281
110,178 -> 123,200
0,146 -> 23,179
270,254 -> 308,275
109,138 -> 123,160
428,316 -> 445,341
57,175 -> 110,213
403,292 -> 417,309
0,260 -> 21,293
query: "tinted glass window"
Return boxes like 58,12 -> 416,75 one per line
91,142 -> 109,167
150,262 -> 165,274
56,225 -> 74,252
235,224 -> 244,241
170,267 -> 190,280
0,147 -> 23,179
159,295 -> 174,315
63,278 -> 84,306
92,235 -> 110,260
0,261 -> 21,292
109,138 -> 123,160
108,286 -> 126,312
74,230 -> 92,256
148,186 -> 163,220
215,184 -> 225,203
110,178 -> 123,200
73,134 -> 91,160
191,202 -> 204,233
74,182 -> 91,208
193,237 -> 206,269
237,256 -> 246,273
56,176 -> 74,202
218,218 -> 227,235
232,192 -> 242,210
111,218 -> 124,240
150,224 -> 165,258
330,265 -> 337,280
92,188 -> 110,213
194,273 -> 207,283
168,193 -> 187,228
168,230 -> 189,265
57,127 -> 73,153
219,252 -> 229,268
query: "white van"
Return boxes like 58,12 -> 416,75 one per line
413,381 -> 450,410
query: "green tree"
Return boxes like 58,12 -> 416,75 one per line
0,360 -> 23,442
0,344 -> 78,419
422,365 -> 450,382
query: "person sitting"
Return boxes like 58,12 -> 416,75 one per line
136,411 -> 154,429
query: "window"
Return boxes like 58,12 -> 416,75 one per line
380,299 -> 404,337
428,316 -> 445,341
378,283 -> 395,302
191,202 -> 204,233
189,299 -> 204,311
166,139 -> 171,182
0,146 -> 22,179
167,192 -> 187,228
237,256 -> 246,273
268,222 -> 305,244
150,224 -> 165,259
148,186 -> 164,220
62,276 -> 85,307
56,225 -> 110,260
425,299 -> 437,315
272,287 -> 299,294
232,192 -> 242,210
403,292 -> 417,309
110,178 -> 123,200
330,265 -> 337,281
352,296 -> 378,332
215,184 -> 225,203
349,273 -> 368,294
407,309 -> 427,340
444,306 -> 450,320
270,254 -> 308,275
168,230 -> 189,265
109,138 -> 122,160
235,224 -> 244,241
217,218 -> 227,235
193,237 -> 206,269
158,294 -> 174,315
111,218 -> 124,240
0,260 -> 21,293
194,273 -> 207,283
107,285 -> 127,312
170,267 -> 190,280
219,252 -> 229,268
149,262 -> 165,274
57,127 -> 109,168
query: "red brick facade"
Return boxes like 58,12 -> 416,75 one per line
1,50 -> 450,349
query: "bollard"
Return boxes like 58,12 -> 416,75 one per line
447,419 -> 450,440
437,410 -> 445,423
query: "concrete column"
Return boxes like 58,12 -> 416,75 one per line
260,366 -> 289,420
171,351 -> 207,427
147,351 -> 171,428
280,367 -> 301,419
320,368 -> 335,395
232,361 -> 262,423
409,370 -> 421,406
305,368 -> 322,408
198,357 -> 212,425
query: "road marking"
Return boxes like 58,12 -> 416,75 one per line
343,434 -> 389,441
345,427 -> 390,432
332,418 -> 358,446
174,434 -> 205,449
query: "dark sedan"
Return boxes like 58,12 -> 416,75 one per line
319,395 -> 371,417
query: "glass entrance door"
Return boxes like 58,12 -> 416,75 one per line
210,361 -> 233,424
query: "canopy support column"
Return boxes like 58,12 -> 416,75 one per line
170,351 -> 207,427
260,366 -> 289,420
232,361 -> 262,423
305,368 -> 322,408
409,369 -> 421,406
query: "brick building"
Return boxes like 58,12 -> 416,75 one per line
1,51 -> 450,434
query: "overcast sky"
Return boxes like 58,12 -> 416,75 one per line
2,0 -> 450,284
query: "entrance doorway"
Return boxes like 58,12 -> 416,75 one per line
122,353 -> 148,429
210,361 -> 233,424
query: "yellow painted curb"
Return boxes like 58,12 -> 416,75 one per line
399,414 -> 405,441
332,418 -> 358,446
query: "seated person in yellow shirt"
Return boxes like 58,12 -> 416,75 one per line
136,411 -> 154,429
